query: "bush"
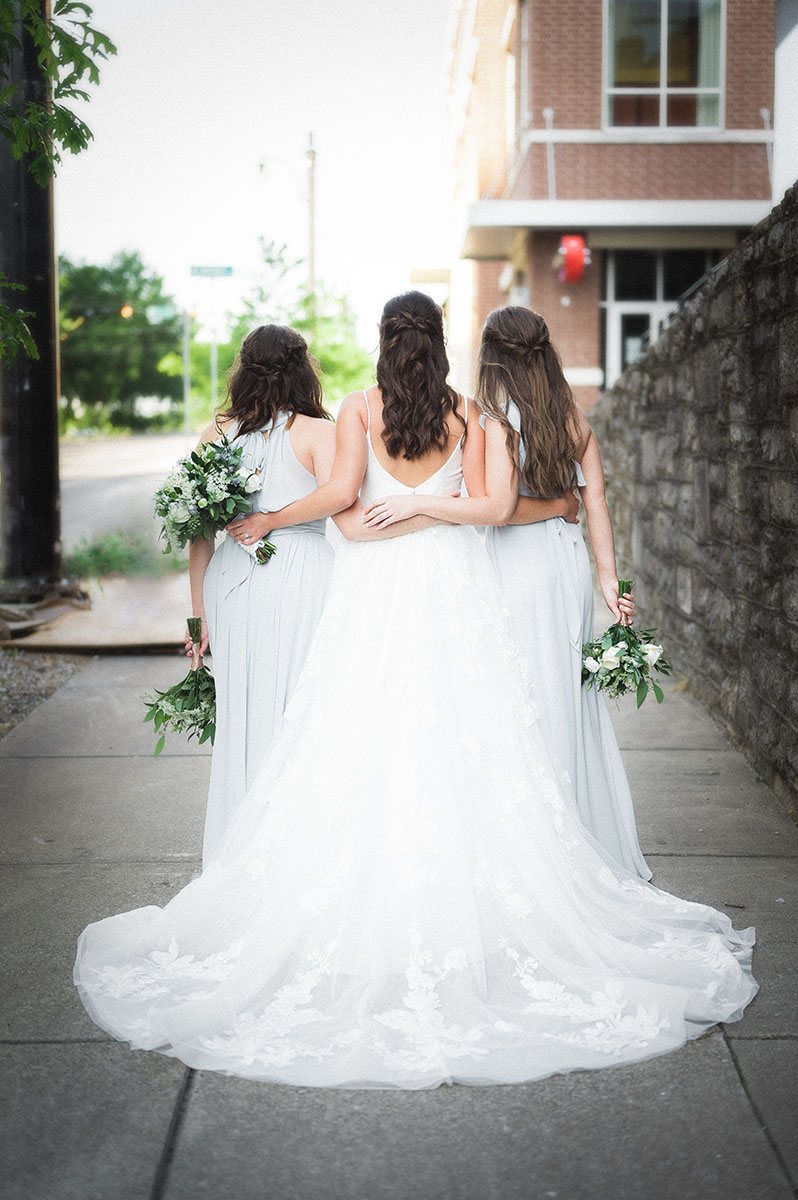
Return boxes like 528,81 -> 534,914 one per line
64,532 -> 187,579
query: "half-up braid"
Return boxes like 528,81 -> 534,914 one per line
219,325 -> 331,435
477,307 -> 577,498
376,291 -> 463,460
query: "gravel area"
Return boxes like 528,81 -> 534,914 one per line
0,648 -> 91,738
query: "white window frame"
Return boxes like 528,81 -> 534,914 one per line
601,248 -> 714,384
602,0 -> 727,132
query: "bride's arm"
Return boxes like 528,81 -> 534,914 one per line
226,395 -> 367,543
362,416 -> 517,528
334,502 -> 440,541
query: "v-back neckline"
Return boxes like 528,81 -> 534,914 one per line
367,436 -> 461,491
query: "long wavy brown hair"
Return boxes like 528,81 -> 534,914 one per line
376,291 -> 464,460
477,307 -> 577,497
218,324 -> 331,436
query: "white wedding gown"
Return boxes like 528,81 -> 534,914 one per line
74,420 -> 757,1089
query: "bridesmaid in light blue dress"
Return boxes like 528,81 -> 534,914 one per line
186,325 -> 335,864
476,307 -> 649,879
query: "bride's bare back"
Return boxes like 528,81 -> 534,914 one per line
363,385 -> 469,489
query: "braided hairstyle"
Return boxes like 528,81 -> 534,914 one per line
219,324 -> 331,436
477,307 -> 577,498
376,291 -> 463,460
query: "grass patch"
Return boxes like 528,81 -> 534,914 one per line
64,531 -> 187,579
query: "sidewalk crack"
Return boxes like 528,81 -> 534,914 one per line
723,1029 -> 798,1196
150,1067 -> 196,1200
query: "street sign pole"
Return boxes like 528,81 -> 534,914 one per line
210,336 -> 219,413
182,309 -> 192,433
189,267 -> 233,420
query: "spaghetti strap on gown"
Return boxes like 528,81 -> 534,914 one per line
201,413 -> 333,863
74,397 -> 756,1089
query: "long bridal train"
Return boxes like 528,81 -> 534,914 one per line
74,516 -> 756,1090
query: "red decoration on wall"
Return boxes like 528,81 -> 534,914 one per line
557,235 -> 591,283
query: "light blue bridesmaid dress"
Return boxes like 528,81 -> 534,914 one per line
201,412 -> 334,864
481,402 -> 651,879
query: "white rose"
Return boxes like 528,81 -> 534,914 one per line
643,643 -> 663,666
243,470 -> 262,494
169,502 -> 189,523
601,646 -> 624,670
584,656 -> 600,674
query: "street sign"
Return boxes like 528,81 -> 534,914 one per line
190,266 -> 233,277
146,304 -> 177,322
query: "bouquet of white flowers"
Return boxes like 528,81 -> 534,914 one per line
143,618 -> 216,755
154,435 -> 276,563
581,579 -> 672,707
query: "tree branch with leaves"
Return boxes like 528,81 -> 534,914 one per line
0,0 -> 116,361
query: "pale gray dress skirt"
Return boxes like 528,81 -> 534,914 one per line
201,412 -> 334,864
482,404 -> 651,880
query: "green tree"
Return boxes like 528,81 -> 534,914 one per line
0,0 -> 115,360
59,250 -> 183,429
210,238 -> 374,423
294,289 -> 374,411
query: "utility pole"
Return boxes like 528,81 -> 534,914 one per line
0,1 -> 61,596
182,309 -> 192,432
306,132 -> 316,300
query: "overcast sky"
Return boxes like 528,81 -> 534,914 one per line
55,0 -> 453,344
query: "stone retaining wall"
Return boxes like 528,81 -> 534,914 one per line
591,184 -> 798,816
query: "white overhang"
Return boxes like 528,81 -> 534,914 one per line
460,199 -> 773,259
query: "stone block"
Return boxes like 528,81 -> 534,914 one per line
754,270 -> 779,316
707,460 -> 727,494
769,475 -> 798,525
707,285 -> 735,335
640,430 -> 658,481
778,313 -> 798,394
758,422 -> 786,463
692,347 -> 721,410
692,461 -> 712,541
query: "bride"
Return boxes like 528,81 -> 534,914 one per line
74,291 -> 757,1090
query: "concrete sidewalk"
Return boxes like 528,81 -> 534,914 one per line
1,656 -> 796,1200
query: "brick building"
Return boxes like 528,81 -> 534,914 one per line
445,0 -> 788,406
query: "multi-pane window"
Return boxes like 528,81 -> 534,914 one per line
602,248 -> 717,384
606,0 -> 723,128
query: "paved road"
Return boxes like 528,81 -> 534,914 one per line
1,660 -> 796,1200
59,433 -> 196,551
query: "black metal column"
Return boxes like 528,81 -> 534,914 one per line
0,1 -> 61,593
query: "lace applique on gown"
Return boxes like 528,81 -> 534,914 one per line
74,395 -> 756,1089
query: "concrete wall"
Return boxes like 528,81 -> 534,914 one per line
591,183 -> 798,816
